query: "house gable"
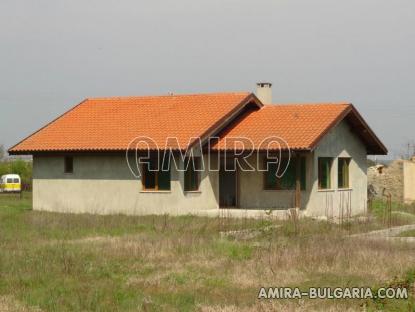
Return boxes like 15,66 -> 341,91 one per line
210,103 -> 387,155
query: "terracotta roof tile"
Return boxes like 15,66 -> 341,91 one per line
9,94 -> 387,155
211,103 -> 352,150
9,92 -> 252,153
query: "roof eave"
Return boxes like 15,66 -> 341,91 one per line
309,104 -> 388,156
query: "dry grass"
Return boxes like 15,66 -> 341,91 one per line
0,193 -> 414,311
0,296 -> 42,312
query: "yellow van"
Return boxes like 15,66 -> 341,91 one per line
0,174 -> 21,193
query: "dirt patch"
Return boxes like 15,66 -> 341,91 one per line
0,296 -> 42,312
219,225 -> 281,240
350,223 -> 415,238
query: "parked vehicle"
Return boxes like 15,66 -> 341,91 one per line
0,174 -> 21,192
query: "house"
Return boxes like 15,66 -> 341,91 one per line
368,158 -> 415,204
9,83 -> 387,219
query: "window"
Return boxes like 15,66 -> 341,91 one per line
338,158 -> 351,188
318,157 -> 332,189
142,156 -> 171,191
264,157 -> 306,190
64,156 -> 73,174
13,178 -> 19,183
184,157 -> 201,191
7,178 -> 12,183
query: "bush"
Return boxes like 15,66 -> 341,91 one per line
0,159 -> 32,186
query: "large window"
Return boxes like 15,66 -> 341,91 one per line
184,157 -> 201,191
142,156 -> 171,191
318,157 -> 332,189
264,157 -> 306,190
64,156 -> 73,174
338,158 -> 351,189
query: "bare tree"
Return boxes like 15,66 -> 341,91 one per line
399,140 -> 415,160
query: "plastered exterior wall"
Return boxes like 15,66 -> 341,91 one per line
33,154 -> 219,215
33,120 -> 368,217
305,120 -> 368,218
236,120 -> 367,217
238,153 -> 312,210
403,161 -> 415,203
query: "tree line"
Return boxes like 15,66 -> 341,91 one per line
0,144 -> 33,188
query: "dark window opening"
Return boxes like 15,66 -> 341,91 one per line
338,158 -> 351,188
64,156 -> 73,174
264,157 -> 306,190
318,157 -> 332,189
142,156 -> 171,191
184,157 -> 201,191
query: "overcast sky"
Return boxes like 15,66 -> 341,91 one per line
0,0 -> 414,158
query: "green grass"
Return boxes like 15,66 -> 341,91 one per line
369,199 -> 415,227
399,229 -> 415,237
0,193 -> 414,311
213,240 -> 254,261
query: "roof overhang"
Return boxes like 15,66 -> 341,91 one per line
309,104 -> 387,155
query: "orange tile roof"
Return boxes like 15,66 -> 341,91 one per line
211,103 -> 387,154
211,103 -> 351,150
9,92 -> 253,153
9,93 -> 387,155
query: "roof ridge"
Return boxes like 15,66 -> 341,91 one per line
87,91 -> 251,101
264,102 -> 351,107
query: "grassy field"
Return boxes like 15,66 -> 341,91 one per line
400,230 -> 415,237
0,193 -> 415,311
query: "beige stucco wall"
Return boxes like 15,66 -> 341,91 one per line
236,120 -> 368,218
33,154 -> 219,215
238,153 -> 312,210
305,120 -> 368,218
32,120 -> 368,218
403,161 -> 415,203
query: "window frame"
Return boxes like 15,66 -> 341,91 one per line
141,156 -> 171,191
184,157 -> 201,192
318,157 -> 333,190
338,157 -> 351,189
263,157 -> 306,191
64,156 -> 74,174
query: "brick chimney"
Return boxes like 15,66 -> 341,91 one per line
256,82 -> 272,104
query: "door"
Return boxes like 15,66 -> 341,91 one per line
219,167 -> 238,208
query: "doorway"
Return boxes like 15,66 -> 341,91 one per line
219,167 -> 238,208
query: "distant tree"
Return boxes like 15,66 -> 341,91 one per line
0,162 -> 9,177
0,144 -> 5,161
0,153 -> 33,187
10,159 -> 32,185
